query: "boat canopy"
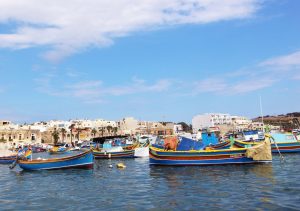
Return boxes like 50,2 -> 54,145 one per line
177,137 -> 204,151
91,135 -> 129,144
271,133 -> 297,143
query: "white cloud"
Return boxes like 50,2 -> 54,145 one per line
191,50 -> 300,95
230,77 -> 277,94
194,78 -> 228,93
35,76 -> 174,103
193,77 -> 277,95
260,50 -> 300,70
0,0 -> 260,61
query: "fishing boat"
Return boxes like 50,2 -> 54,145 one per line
134,141 -> 150,158
17,150 -> 93,170
91,135 -> 136,159
0,155 -> 17,164
32,146 -> 46,153
48,144 -> 69,154
149,136 -> 272,166
92,148 -> 135,159
234,133 -> 300,153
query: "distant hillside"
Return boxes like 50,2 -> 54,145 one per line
253,112 -> 300,131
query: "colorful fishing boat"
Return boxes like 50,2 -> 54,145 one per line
92,149 -> 135,159
149,137 -> 272,166
234,133 -> 300,153
134,141 -> 150,158
32,146 -> 46,153
0,155 -> 17,164
48,145 -> 69,154
17,150 -> 93,170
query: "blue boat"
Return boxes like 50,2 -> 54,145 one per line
234,133 -> 300,153
149,134 -> 272,166
149,136 -> 272,166
17,150 -> 93,170
0,155 -> 17,164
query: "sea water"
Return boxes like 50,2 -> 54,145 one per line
0,154 -> 299,210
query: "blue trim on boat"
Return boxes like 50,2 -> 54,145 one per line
18,151 -> 94,170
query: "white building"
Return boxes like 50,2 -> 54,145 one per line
48,120 -> 71,129
192,113 -> 232,132
192,113 -> 254,132
94,119 -> 117,128
173,124 -> 183,134
119,117 -> 139,135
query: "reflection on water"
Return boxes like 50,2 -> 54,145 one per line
0,154 -> 299,210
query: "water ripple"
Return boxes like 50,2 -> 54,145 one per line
0,154 -> 300,210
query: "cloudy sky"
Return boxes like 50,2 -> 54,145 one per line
0,0 -> 299,123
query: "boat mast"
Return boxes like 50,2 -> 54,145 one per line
259,95 -> 264,131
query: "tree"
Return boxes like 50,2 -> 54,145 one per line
113,127 -> 118,135
99,127 -> 105,137
69,124 -> 75,144
52,129 -> 60,145
91,128 -> 97,137
76,129 -> 81,141
106,126 -> 113,136
60,128 -> 67,142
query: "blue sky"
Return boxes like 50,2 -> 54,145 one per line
0,0 -> 299,123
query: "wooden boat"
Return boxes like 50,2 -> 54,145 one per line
206,140 -> 231,150
234,133 -> 300,153
92,149 -> 135,159
149,138 -> 272,166
134,142 -> 150,157
0,155 -> 17,164
18,150 -> 93,170
48,145 -> 69,154
32,146 -> 46,153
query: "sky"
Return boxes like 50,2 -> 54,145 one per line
0,0 -> 299,123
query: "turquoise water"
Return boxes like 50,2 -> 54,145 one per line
0,154 -> 300,210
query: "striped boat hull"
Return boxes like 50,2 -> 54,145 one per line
0,155 -> 16,164
18,150 -> 93,170
92,150 -> 135,159
234,140 -> 300,153
149,146 -> 271,166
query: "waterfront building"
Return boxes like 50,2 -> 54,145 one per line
174,124 -> 183,134
192,113 -> 232,132
192,113 -> 253,133
118,117 -> 139,135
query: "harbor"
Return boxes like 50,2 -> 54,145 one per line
0,113 -> 300,210
1,0 -> 299,210
0,154 -> 299,210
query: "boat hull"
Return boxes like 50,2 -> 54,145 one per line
149,146 -> 271,166
92,150 -> 135,159
0,155 -> 16,164
234,140 -> 300,153
134,147 -> 149,157
18,150 -> 93,170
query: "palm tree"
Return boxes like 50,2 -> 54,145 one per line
91,128 -> 97,137
52,128 -> 60,145
106,126 -> 113,136
60,128 -> 67,142
113,127 -> 118,135
99,127 -> 105,137
76,129 -> 81,141
69,124 -> 75,144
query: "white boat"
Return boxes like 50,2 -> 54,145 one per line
134,146 -> 149,157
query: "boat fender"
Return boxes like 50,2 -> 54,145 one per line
117,163 -> 126,169
108,153 -> 111,159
